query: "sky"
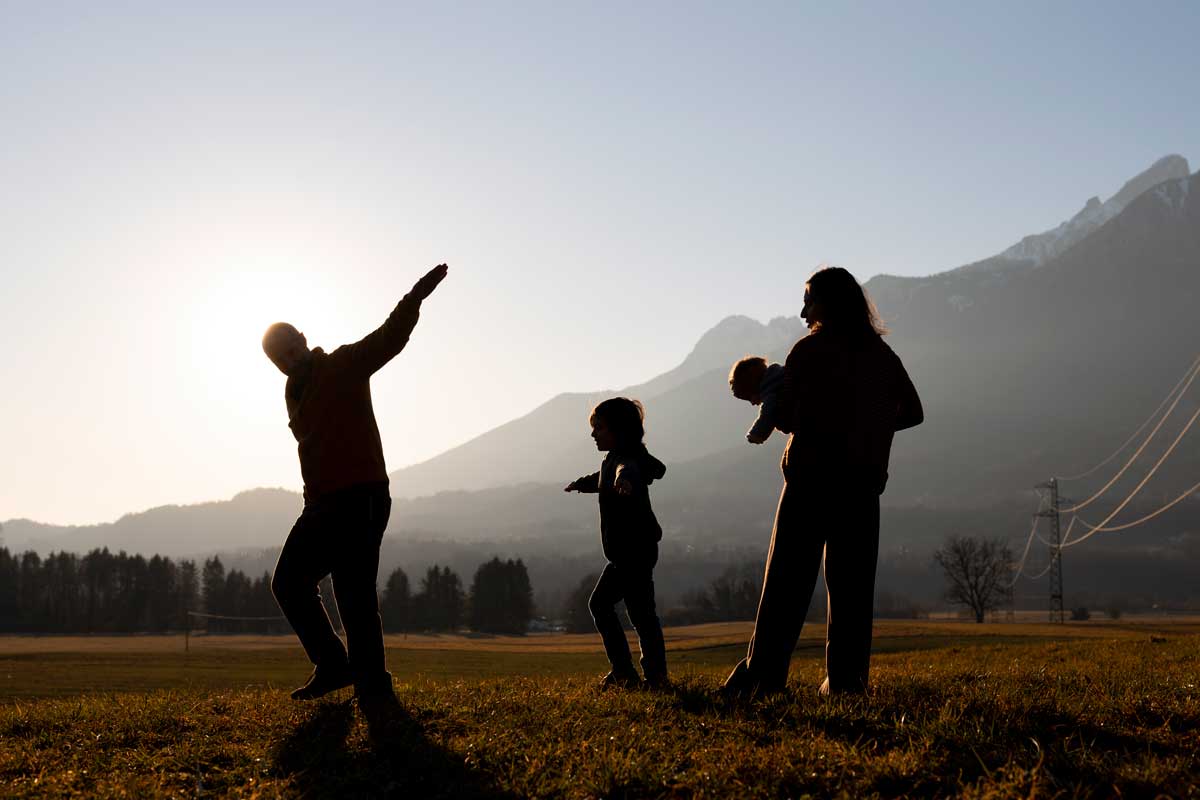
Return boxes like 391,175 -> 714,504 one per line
2,1 -> 1199,526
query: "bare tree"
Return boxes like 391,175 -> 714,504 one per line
933,536 -> 1013,623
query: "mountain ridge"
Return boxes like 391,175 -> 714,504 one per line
5,155 -> 1198,565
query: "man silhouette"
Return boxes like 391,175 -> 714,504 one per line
262,263 -> 448,702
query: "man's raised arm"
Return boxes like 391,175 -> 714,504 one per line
342,264 -> 449,377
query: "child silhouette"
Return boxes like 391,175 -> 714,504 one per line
565,397 -> 669,688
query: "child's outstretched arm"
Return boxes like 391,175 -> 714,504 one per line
613,460 -> 642,495
564,472 -> 600,492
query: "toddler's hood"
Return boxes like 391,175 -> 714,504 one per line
633,444 -> 666,484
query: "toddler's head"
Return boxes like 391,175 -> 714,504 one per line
589,397 -> 645,451
729,356 -> 767,405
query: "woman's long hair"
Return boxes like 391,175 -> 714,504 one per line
806,266 -> 888,338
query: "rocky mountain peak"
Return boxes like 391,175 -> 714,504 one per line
1108,154 -> 1190,209
684,314 -> 806,369
998,154 -> 1192,266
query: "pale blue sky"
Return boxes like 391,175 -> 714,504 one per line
2,2 -> 1198,525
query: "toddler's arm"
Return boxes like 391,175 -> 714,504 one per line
613,461 -> 642,495
564,472 -> 600,493
746,384 -> 782,444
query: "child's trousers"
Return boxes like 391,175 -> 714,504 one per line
589,555 -> 667,680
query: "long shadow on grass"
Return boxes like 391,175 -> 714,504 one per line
273,697 -> 517,799
690,682 -> 1196,798
656,671 -> 1199,798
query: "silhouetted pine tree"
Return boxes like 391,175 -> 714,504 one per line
413,565 -> 464,632
563,573 -> 600,634
468,558 -> 534,634
380,566 -> 412,633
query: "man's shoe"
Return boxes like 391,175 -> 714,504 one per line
358,686 -> 406,740
599,669 -> 640,690
642,672 -> 670,690
818,676 -> 868,697
290,665 -> 353,700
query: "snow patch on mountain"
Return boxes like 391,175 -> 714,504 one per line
998,155 -> 1190,266
1152,173 -> 1193,215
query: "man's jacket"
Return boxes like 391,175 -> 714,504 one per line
285,294 -> 422,503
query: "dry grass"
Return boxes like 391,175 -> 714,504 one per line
1,620 -> 1198,798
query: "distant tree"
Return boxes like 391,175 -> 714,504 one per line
202,556 -> 226,631
380,567 -> 412,633
81,548 -> 116,632
563,573 -> 600,633
933,536 -> 1013,623
117,554 -> 150,631
145,555 -> 176,632
703,564 -> 761,622
43,551 -> 82,631
176,559 -> 200,629
19,551 -> 45,632
413,565 -> 465,632
224,569 -> 252,628
0,549 -> 19,632
669,564 -> 761,626
468,558 -> 534,634
247,571 -> 285,633
1070,607 -> 1091,621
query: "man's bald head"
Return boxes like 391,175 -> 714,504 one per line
262,322 -> 310,376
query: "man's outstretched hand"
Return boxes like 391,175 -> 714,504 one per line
411,263 -> 449,301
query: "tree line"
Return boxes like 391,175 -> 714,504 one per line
0,547 -> 200,633
380,558 -> 534,634
3,541 -> 1007,635
0,547 -> 537,635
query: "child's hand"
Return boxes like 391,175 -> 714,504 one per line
563,481 -> 578,492
615,477 -> 634,495
746,431 -> 766,445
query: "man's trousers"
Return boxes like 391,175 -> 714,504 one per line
272,482 -> 392,694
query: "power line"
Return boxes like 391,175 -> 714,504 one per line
1075,477 -> 1200,533
1008,493 -> 1047,586
1059,357 -> 1200,514
1035,514 -> 1075,548
186,611 -> 287,621
1060,402 -> 1200,549
1058,354 -> 1200,482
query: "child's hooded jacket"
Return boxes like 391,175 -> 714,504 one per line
571,445 -> 666,563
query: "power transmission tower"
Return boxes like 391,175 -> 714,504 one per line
1036,478 -> 1065,623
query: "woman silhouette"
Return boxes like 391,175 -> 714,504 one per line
724,267 -> 923,695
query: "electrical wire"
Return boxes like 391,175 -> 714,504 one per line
1034,515 -> 1075,549
1074,478 -> 1200,533
1059,357 -> 1200,514
1058,354 -> 1200,481
1008,494 -> 1047,585
1023,557 -> 1056,581
186,611 -> 287,621
1060,401 -> 1200,549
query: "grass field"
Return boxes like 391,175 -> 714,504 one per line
1,619 -> 1198,798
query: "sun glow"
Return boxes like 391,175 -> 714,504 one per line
178,258 -> 356,416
